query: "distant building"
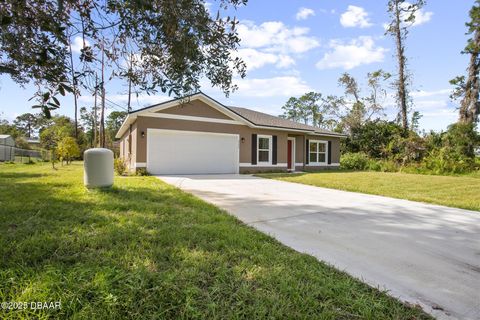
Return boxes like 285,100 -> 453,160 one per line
27,138 -> 40,145
0,134 -> 15,161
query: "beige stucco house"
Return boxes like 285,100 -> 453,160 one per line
116,92 -> 346,174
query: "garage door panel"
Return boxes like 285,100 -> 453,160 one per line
147,129 -> 239,174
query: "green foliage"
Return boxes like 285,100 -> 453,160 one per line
14,137 -> 31,150
281,92 -> 337,129
135,168 -> 149,176
0,0 -> 247,116
106,111 -> 127,142
422,148 -> 475,174
0,118 -> 22,138
443,122 -> 479,157
340,152 -> 369,170
346,120 -> 403,157
40,116 -> 87,156
114,157 -> 127,176
57,137 -> 80,164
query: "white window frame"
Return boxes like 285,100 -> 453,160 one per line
257,135 -> 272,164
308,140 -> 328,165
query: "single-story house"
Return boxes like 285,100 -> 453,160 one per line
116,92 -> 346,174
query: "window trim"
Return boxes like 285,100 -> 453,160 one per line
257,135 -> 272,164
308,140 -> 328,165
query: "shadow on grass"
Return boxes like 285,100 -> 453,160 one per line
0,165 -> 432,319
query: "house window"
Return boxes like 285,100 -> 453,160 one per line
257,135 -> 272,163
309,140 -> 327,164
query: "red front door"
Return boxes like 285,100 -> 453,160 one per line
287,140 -> 293,169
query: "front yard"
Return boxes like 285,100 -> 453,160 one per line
258,170 -> 480,211
0,162 -> 431,319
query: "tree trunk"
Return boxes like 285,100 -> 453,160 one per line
69,40 -> 78,139
459,29 -> 480,124
394,0 -> 409,132
93,74 -> 98,147
100,42 -> 106,148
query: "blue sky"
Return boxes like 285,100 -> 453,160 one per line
0,0 -> 474,132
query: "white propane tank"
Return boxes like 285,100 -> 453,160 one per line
84,148 -> 114,188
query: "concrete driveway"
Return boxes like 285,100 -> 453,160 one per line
158,174 -> 480,320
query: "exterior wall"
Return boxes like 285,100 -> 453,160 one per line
135,116 -> 290,170
129,115 -> 342,173
291,135 -> 341,171
156,99 -> 232,120
119,121 -> 137,171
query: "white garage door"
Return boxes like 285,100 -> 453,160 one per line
147,129 -> 239,174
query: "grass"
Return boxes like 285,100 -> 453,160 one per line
0,162 -> 431,319
257,170 -> 480,211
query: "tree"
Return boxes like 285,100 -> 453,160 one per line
0,0 -> 247,117
335,71 -> 390,133
386,0 -> 425,132
281,97 -> 305,123
281,92 -> 337,129
410,110 -> 423,133
13,113 -> 37,137
40,115 -> 86,166
450,1 -> 480,124
80,106 -> 97,147
57,136 -> 80,164
0,118 -> 22,138
106,111 -> 128,142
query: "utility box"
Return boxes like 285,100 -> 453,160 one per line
84,148 -> 114,188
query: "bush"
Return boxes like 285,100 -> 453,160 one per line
135,168 -> 149,176
366,159 -> 382,171
340,152 -> 369,170
422,148 -> 475,174
114,158 -> 127,175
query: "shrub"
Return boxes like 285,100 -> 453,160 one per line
422,148 -> 475,174
340,152 -> 369,170
379,160 -> 398,172
114,158 -> 127,176
135,168 -> 149,176
366,159 -> 382,171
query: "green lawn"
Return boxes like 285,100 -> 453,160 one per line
0,162 -> 431,319
257,170 -> 480,211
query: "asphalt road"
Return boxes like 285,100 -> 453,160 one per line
158,174 -> 480,320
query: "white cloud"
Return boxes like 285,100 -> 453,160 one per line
340,5 -> 373,28
237,21 -> 320,54
235,20 -> 319,72
412,9 -> 433,26
411,89 -> 451,98
401,2 -> 433,26
234,48 -> 295,71
316,36 -> 387,70
296,7 -> 315,20
70,36 -> 91,54
230,76 -> 312,98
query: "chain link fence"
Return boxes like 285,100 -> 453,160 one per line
0,144 -> 48,163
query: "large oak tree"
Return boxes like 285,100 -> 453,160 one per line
0,0 -> 247,117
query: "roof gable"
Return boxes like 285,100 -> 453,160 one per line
115,92 -> 346,139
156,99 -> 234,120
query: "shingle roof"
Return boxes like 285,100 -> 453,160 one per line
122,92 -> 346,138
226,106 -> 343,136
